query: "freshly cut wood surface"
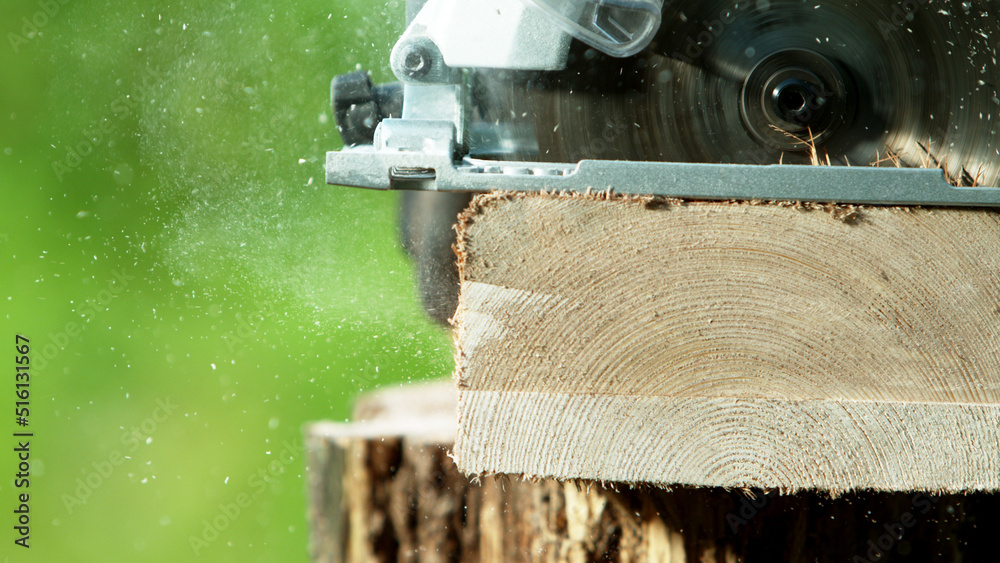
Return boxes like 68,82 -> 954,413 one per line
452,193 -> 1000,493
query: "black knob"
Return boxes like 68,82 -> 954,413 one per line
331,71 -> 403,147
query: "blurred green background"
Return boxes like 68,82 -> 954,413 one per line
0,1 -> 453,561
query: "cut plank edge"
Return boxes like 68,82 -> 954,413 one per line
455,389 -> 1000,495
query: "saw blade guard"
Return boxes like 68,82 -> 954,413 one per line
518,0 -> 664,57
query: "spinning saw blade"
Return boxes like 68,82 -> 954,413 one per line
502,0 -> 1000,187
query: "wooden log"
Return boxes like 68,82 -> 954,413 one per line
452,193 -> 1000,493
306,381 -> 459,563
306,381 -> 1000,562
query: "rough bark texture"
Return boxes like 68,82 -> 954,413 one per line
306,381 -> 1000,562
452,193 -> 1000,493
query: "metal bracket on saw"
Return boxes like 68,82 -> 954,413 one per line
327,148 -> 1000,207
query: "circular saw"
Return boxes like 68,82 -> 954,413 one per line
327,0 -> 1000,319
329,0 -> 1000,201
